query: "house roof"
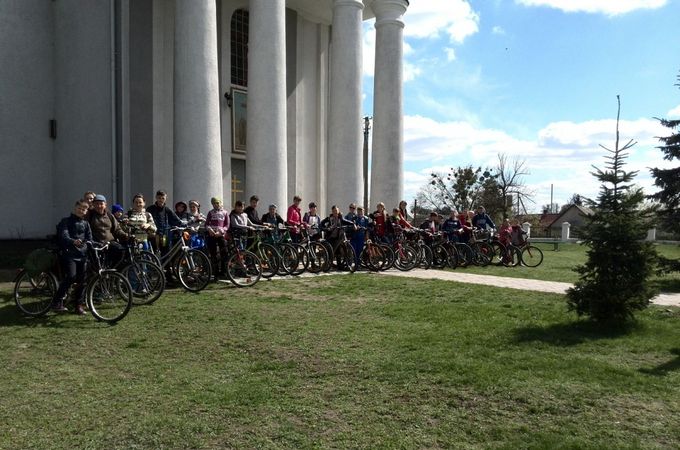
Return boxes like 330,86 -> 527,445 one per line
547,204 -> 594,228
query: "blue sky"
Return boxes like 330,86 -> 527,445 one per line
361,0 -> 680,212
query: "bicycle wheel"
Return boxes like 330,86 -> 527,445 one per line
431,244 -> 449,269
135,250 -> 161,266
307,242 -> 329,274
521,245 -> 544,267
472,242 -> 492,267
502,245 -> 522,267
379,243 -> 395,270
256,243 -> 280,279
361,244 -> 386,271
490,242 -> 506,266
226,250 -> 262,287
176,249 -> 212,292
276,243 -> 299,276
319,240 -> 334,272
454,243 -> 473,268
86,271 -> 132,323
289,244 -> 308,276
336,242 -> 357,273
120,261 -> 165,305
394,244 -> 418,271
418,245 -> 433,269
14,269 -> 57,317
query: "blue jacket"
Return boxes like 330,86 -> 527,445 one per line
472,212 -> 496,230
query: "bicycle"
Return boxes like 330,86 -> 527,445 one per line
298,226 -> 330,274
118,229 -> 165,305
321,224 -> 357,273
154,226 -> 212,292
14,241 -> 133,323
223,230 -> 263,287
245,225 -> 282,278
517,238 -> 544,267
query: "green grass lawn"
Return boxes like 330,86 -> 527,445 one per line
1,275 -> 678,449
457,242 -> 680,292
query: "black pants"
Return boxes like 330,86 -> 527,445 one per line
55,257 -> 87,305
206,235 -> 227,274
105,241 -> 125,269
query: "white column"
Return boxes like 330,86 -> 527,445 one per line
370,0 -> 408,210
246,0 -> 287,210
174,0 -> 222,206
327,0 -> 364,209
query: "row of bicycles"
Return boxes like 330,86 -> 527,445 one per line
13,224 -> 543,324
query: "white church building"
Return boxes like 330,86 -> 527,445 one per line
0,0 -> 408,239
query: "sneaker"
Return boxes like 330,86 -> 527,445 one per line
74,304 -> 86,316
51,302 -> 68,313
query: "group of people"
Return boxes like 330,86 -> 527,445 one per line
51,189 -> 525,314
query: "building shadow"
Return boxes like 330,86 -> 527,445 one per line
639,348 -> 680,376
512,320 -> 636,347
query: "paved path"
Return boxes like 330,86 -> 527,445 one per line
374,269 -> 680,307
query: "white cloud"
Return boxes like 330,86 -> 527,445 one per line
362,24 -> 376,77
403,62 -> 422,82
492,26 -> 506,35
515,0 -> 667,16
667,104 -> 680,117
402,114 -> 669,210
444,47 -> 457,62
402,0 -> 480,44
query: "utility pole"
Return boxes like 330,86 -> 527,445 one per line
362,116 -> 371,209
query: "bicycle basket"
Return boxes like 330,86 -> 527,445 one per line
25,248 -> 57,277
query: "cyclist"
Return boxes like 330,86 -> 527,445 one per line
472,206 -> 496,231
174,201 -> 191,225
286,195 -> 303,243
262,204 -> 285,240
398,200 -> 410,225
53,199 -> 92,315
320,205 -> 355,253
146,190 -> 183,254
442,210 -> 463,242
188,200 -> 205,227
369,202 -> 389,243
419,211 -> 440,233
112,203 -> 125,222
205,197 -> 230,278
498,218 -> 512,247
510,219 -> 528,247
82,191 -> 96,210
244,195 -> 263,225
345,203 -> 357,240
458,211 -> 473,243
351,206 -> 370,263
230,200 -> 257,250
86,194 -> 127,269
303,202 -> 322,241
127,193 -> 157,246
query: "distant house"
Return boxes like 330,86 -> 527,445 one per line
547,204 -> 594,237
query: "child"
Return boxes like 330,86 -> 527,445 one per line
174,201 -> 192,225
351,206 -> 370,264
127,194 -> 157,246
188,200 -> 206,227
205,197 -> 229,277
303,202 -> 321,241
112,204 -> 125,222
229,200 -> 257,250
510,219 -> 528,247
53,200 -> 92,315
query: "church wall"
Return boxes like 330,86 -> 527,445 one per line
285,13 -> 331,213
53,0 -> 115,214
151,0 -> 175,201
0,0 -> 56,238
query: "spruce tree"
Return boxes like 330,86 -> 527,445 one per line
650,73 -> 680,238
566,96 -> 658,325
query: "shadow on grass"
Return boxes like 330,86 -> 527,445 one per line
512,320 -> 637,347
639,348 -> 680,376
0,301 -> 105,329
650,278 -> 680,294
